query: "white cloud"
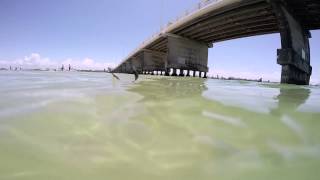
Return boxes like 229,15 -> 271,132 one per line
0,53 -> 116,70
0,53 -> 57,69
62,58 -> 116,70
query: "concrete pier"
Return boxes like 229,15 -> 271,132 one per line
172,68 -> 178,76
179,69 -> 185,77
130,50 -> 166,75
166,34 -> 209,77
186,70 -> 190,77
270,0 -> 313,85
165,69 -> 170,76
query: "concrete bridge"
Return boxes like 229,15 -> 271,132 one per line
112,0 -> 320,85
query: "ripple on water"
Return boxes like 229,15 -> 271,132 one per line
0,72 -> 320,180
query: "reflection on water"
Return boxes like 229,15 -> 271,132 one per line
0,72 -> 320,180
276,87 -> 311,113
131,78 -> 208,101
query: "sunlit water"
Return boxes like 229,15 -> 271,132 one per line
0,71 -> 320,180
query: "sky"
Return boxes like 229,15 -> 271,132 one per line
0,0 -> 319,84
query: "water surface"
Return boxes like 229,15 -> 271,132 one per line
0,71 -> 319,180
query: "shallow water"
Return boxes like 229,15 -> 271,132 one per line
0,71 -> 319,180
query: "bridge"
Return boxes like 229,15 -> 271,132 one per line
112,0 -> 320,85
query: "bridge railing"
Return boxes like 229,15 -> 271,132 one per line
116,0 -> 222,69
167,0 -> 221,29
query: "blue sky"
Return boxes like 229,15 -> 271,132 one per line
0,0 -> 319,84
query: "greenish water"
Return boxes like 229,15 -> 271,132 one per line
0,71 -> 319,180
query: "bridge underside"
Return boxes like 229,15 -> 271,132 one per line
113,0 -> 320,85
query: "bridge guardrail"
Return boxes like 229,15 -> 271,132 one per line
116,0 -> 222,69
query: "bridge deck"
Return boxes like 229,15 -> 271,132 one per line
114,0 -> 320,71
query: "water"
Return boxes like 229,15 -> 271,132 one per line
0,71 -> 319,180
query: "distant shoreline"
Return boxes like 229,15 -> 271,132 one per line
0,68 -> 109,73
1,68 -> 319,86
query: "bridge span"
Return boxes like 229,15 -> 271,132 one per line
112,0 -> 320,85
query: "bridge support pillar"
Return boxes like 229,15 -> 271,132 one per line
172,68 -> 178,76
124,61 -> 133,74
186,70 -> 190,77
166,34 -> 209,76
179,69 -> 185,77
270,0 -> 312,85
203,72 -> 207,79
165,69 -> 170,76
139,49 -> 166,75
